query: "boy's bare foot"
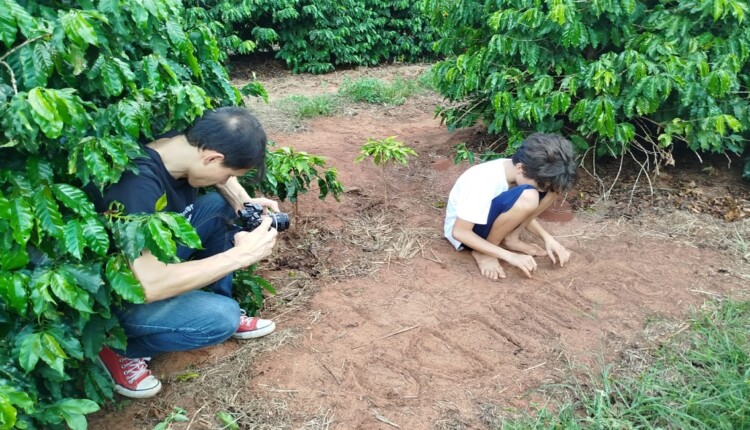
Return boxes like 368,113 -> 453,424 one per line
502,239 -> 546,256
471,250 -> 506,280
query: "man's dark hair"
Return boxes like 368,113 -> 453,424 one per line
511,133 -> 577,193
186,107 -> 267,175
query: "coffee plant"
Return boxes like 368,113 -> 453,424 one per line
243,145 -> 344,221
425,0 -> 750,173
185,0 -> 436,74
356,136 -> 417,208
0,0 -> 266,427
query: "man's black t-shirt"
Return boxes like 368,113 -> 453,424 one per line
90,146 -> 198,219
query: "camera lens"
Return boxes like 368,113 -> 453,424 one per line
270,213 -> 290,232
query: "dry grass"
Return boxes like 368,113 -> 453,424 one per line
145,329 -> 300,429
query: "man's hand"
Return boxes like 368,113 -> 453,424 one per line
503,251 -> 537,278
246,197 -> 280,213
232,216 -> 278,267
545,237 -> 570,267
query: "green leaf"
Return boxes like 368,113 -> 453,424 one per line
240,82 -> 269,103
52,184 -> 96,217
39,332 -> 67,375
0,0 -> 18,49
117,99 -> 145,138
0,397 -> 17,429
28,88 -> 63,138
156,212 -> 202,248
52,399 -> 99,430
60,10 -> 99,47
83,139 -> 110,180
50,269 -> 94,313
0,241 -> 29,271
146,217 -> 177,261
154,193 -> 167,212
47,326 -> 84,360
34,187 -> 65,239
82,218 -> 110,256
9,197 -> 33,244
64,220 -> 86,260
101,59 -> 124,97
0,195 -> 9,219
81,316 -> 113,359
60,263 -> 103,294
116,219 -> 146,261
0,273 -> 28,317
17,332 -> 42,372
106,255 -> 146,303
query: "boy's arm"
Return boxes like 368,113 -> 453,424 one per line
131,217 -> 277,302
524,193 -> 571,266
452,219 -> 537,277
215,176 -> 280,213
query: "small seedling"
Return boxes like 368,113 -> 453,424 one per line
217,411 -> 240,430
356,136 -> 417,208
452,142 -> 476,164
152,407 -> 189,430
175,370 -> 200,382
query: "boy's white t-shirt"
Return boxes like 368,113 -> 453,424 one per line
444,158 -> 510,250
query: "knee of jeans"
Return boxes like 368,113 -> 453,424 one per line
201,192 -> 234,213
202,296 -> 241,340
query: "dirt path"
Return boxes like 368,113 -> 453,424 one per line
245,113 -> 746,429
89,64 -> 749,429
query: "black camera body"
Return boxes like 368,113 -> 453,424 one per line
237,202 -> 290,232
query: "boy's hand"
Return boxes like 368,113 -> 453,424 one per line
545,238 -> 570,267
504,252 -> 537,278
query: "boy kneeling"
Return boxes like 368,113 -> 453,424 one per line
444,133 -> 577,280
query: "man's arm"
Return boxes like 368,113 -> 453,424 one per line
452,219 -> 537,277
215,176 -> 279,213
131,217 -> 277,302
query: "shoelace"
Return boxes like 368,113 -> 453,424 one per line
119,357 -> 150,384
239,314 -> 254,328
238,309 -> 253,328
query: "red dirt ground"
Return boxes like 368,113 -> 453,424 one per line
88,63 -> 749,429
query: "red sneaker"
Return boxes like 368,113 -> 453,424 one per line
97,346 -> 162,398
233,310 -> 276,339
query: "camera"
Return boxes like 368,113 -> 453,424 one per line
237,202 -> 290,232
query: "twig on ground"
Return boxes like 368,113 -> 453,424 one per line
423,247 -> 445,266
690,289 -> 722,297
380,325 -> 420,340
317,358 -> 341,385
604,149 -> 625,202
522,362 -> 547,372
185,402 -> 208,430
352,325 -> 421,349
579,145 -> 607,199
372,410 -> 401,428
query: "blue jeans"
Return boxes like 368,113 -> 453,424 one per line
116,192 -> 243,358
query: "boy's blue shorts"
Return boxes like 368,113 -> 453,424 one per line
471,184 -> 541,239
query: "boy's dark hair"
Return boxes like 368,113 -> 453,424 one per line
511,133 -> 577,193
186,107 -> 267,175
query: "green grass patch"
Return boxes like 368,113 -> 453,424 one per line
338,76 -> 424,105
417,66 -> 438,91
489,299 -> 750,429
279,94 -> 341,119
